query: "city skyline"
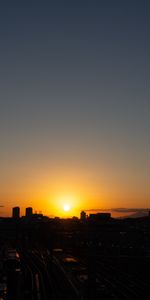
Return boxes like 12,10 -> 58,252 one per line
0,1 -> 150,217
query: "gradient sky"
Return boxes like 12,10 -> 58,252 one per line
0,0 -> 150,216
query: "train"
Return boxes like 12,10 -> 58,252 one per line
3,248 -> 20,272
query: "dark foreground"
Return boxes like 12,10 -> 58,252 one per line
0,214 -> 150,299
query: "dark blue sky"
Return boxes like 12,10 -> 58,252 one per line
0,0 -> 150,215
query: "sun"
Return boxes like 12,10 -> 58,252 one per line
63,203 -> 71,212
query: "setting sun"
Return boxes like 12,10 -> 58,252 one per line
52,194 -> 79,216
63,203 -> 71,212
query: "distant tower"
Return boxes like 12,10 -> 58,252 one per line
12,207 -> 20,219
80,211 -> 86,221
26,207 -> 33,218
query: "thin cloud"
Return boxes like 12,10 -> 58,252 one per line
84,208 -> 150,213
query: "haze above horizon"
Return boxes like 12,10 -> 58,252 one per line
0,1 -> 150,217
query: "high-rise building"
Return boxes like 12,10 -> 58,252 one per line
12,207 -> 20,219
25,207 -> 33,218
80,211 -> 86,221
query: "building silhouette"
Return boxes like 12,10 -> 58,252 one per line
80,211 -> 86,221
12,207 -> 20,219
25,207 -> 33,218
89,212 -> 111,221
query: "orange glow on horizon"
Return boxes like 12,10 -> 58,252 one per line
1,173 -> 150,218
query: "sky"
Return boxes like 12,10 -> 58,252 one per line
0,0 -> 150,217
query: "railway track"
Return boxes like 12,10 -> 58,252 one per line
21,251 -> 51,300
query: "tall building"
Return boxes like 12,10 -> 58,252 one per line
12,207 -> 20,219
80,211 -> 86,221
25,207 -> 33,218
